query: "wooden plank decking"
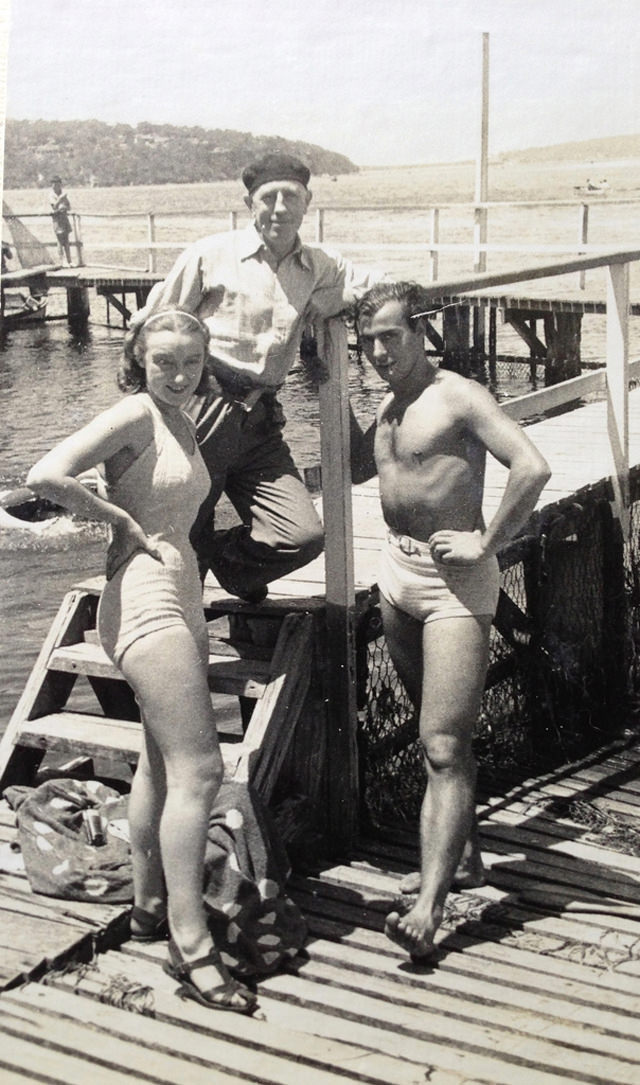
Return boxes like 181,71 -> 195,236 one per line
0,737 -> 639,1083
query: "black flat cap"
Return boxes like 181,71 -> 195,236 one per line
242,153 -> 310,195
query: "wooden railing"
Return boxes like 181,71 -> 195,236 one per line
422,248 -> 637,523
11,196 -> 640,283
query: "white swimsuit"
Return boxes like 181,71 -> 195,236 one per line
97,395 -> 211,667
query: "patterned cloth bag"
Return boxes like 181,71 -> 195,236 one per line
5,777 -> 307,976
4,778 -> 132,902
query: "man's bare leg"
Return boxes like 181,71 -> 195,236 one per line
381,603 -> 492,959
399,820 -> 486,894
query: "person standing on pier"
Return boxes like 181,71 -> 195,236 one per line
26,309 -> 257,1015
350,281 -> 550,960
49,176 -> 73,265
133,153 -> 381,603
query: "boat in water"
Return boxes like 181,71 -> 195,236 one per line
573,178 -> 610,196
0,472 -> 104,534
1,202 -> 54,329
0,486 -> 64,534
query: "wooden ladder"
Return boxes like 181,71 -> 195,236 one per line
0,583 -> 314,802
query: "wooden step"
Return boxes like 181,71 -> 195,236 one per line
17,712 -> 142,762
0,584 -> 314,801
16,712 -> 241,772
48,642 -> 272,698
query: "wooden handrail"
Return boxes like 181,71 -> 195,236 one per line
418,248 -> 640,296
9,203 -> 640,287
13,195 -> 640,221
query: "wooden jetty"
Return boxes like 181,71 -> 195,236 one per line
6,253 -> 640,381
4,197 -> 640,380
1,251 -> 640,1080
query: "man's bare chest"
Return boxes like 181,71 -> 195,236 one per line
375,401 -> 462,469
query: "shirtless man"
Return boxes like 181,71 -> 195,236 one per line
351,282 -> 550,959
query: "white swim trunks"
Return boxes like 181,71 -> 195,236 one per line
378,530 -> 500,624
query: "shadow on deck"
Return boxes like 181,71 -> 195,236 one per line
1,735 -> 639,1084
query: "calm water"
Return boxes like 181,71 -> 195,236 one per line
0,317 -> 387,730
3,161 -> 640,729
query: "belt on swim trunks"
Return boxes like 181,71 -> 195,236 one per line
387,530 -> 432,557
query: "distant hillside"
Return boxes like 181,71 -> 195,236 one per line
497,133 -> 640,165
3,119 -> 359,188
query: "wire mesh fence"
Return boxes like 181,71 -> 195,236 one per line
358,469 -> 640,828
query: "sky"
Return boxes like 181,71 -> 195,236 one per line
1,0 -> 639,168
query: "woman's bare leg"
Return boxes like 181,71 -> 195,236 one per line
120,625 -> 248,1002
127,727 -> 167,922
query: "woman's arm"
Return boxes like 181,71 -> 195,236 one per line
27,398 -> 150,530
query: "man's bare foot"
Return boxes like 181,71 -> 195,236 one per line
399,832 -> 487,895
384,906 -> 441,960
454,848 -> 487,889
399,860 -> 486,896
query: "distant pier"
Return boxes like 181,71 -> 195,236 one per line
5,258 -> 640,384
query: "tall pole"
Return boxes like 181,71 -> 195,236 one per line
473,32 -> 490,357
473,31 -> 489,273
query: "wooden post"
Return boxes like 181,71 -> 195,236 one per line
70,214 -> 84,267
315,208 -> 325,244
147,213 -> 156,273
67,284 -> 90,325
544,312 -> 582,385
488,307 -> 497,382
229,211 -> 238,231
578,203 -> 589,289
317,316 -> 358,853
443,306 -> 471,374
606,261 -> 630,538
428,207 -> 439,282
600,498 -> 629,714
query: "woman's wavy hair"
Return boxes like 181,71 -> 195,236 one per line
118,308 -> 211,394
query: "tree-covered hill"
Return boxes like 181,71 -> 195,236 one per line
496,132 -> 640,165
4,119 -> 359,188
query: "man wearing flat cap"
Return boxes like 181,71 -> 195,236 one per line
135,152 -> 381,602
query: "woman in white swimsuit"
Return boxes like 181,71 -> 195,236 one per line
27,309 -> 257,1015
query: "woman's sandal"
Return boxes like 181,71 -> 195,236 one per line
163,938 -> 257,1015
129,906 -> 169,943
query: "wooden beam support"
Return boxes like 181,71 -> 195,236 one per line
100,291 -> 131,322
317,316 -> 359,853
423,319 -> 444,352
504,311 -> 547,357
